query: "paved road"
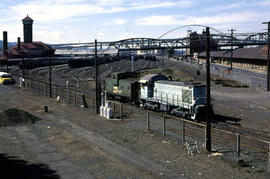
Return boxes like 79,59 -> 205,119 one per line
181,60 -> 267,89
211,63 -> 267,89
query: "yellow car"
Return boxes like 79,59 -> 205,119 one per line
0,72 -> 15,84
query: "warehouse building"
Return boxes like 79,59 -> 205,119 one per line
199,46 -> 268,71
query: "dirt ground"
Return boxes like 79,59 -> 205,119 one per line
0,84 -> 269,178
145,60 -> 270,133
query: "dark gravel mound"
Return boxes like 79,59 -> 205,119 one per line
213,79 -> 249,88
0,108 -> 41,127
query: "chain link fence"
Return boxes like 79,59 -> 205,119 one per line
12,75 -> 97,111
180,59 -> 253,87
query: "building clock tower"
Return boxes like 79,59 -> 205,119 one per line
22,15 -> 33,43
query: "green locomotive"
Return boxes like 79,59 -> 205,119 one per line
105,72 -> 140,104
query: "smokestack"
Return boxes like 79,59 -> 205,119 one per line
3,31 -> 8,51
17,37 -> 21,51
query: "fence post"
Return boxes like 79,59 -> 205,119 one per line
163,116 -> 166,136
30,80 -> 32,92
182,120 -> 185,142
237,134 -> 240,157
44,82 -> 46,96
67,82 -> 70,103
147,111 -> 150,131
55,83 -> 58,97
74,92 -> 77,105
37,82 -> 39,94
268,143 -> 270,173
120,103 -> 123,121
113,103 -> 116,119
92,96 -> 95,111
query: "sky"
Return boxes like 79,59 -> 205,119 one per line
0,0 -> 270,44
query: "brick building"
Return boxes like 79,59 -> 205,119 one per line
0,15 -> 54,61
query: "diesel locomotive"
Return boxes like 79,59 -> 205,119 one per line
105,72 -> 207,120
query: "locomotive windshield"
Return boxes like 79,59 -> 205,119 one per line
193,86 -> 206,98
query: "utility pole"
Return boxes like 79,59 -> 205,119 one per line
18,37 -> 25,88
18,37 -> 25,80
228,29 -> 237,70
49,47 -> 52,98
17,37 -> 24,75
95,39 -> 99,114
205,27 -> 211,152
262,21 -> 270,91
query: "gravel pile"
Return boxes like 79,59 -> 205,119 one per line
0,108 -> 40,127
213,79 -> 249,88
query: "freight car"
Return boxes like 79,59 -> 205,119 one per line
144,55 -> 156,61
68,55 -> 114,68
18,57 -> 69,69
68,57 -> 95,68
105,72 -> 140,104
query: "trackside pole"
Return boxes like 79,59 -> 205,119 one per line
147,111 -> 150,131
205,27 -> 212,152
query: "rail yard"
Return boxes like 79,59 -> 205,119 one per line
0,56 -> 270,178
1,4 -> 270,177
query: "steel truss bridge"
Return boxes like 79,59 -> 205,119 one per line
50,24 -> 268,55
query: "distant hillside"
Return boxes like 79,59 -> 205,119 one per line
0,40 -> 17,51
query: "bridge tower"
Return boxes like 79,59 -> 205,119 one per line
22,15 -> 33,43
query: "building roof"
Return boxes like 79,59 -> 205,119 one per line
199,46 -> 267,60
0,41 -> 54,60
22,15 -> 33,22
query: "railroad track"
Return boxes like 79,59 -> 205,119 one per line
7,60 -> 270,154
116,101 -> 270,160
